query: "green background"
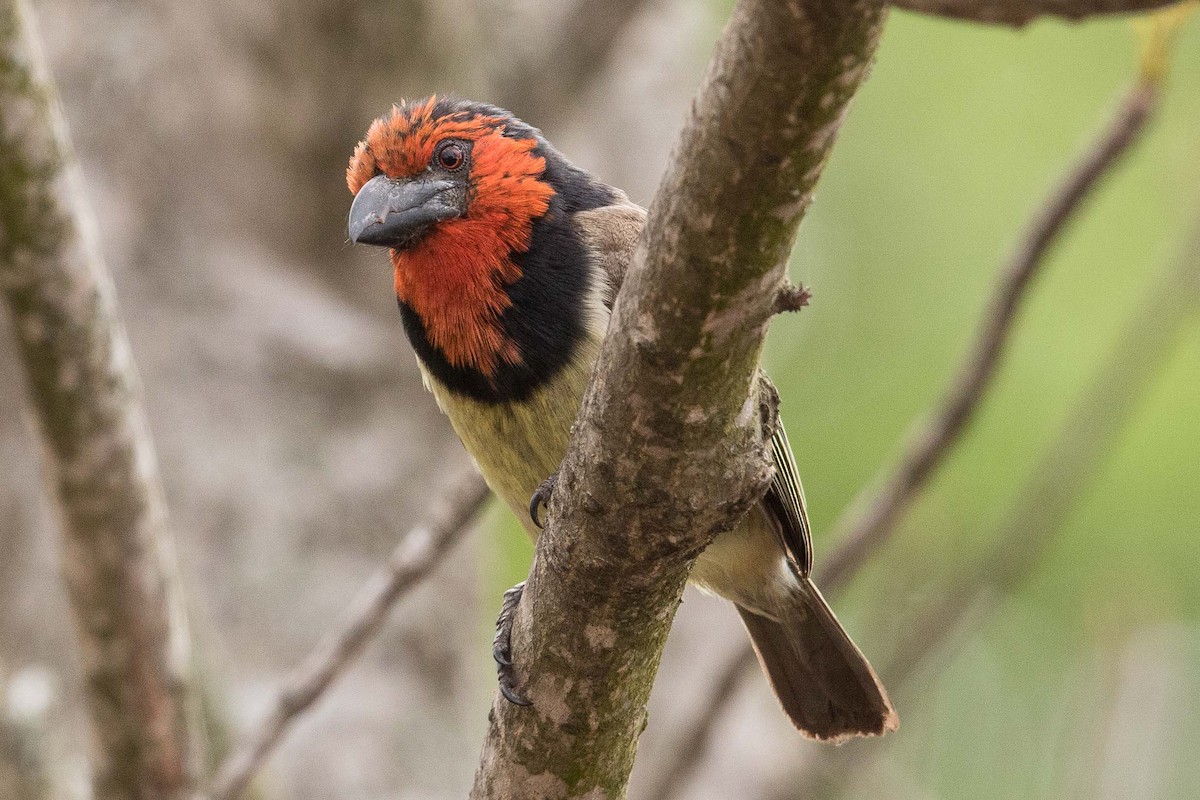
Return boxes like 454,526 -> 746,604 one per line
487,10 -> 1200,799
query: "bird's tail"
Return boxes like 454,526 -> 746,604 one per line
735,575 -> 898,742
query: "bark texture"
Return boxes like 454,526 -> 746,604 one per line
890,0 -> 1181,25
0,2 -> 196,799
470,1 -> 887,798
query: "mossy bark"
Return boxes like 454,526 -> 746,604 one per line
470,1 -> 888,797
0,2 -> 197,799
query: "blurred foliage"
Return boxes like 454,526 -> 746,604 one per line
479,8 -> 1199,800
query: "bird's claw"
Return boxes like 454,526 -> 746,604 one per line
492,581 -> 531,706
528,472 -> 559,529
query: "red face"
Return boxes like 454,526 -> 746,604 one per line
347,98 -> 556,381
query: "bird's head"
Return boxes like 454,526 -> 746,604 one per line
347,97 -> 559,382
347,97 -> 553,256
347,97 -> 617,401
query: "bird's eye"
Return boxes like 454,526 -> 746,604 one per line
435,142 -> 466,171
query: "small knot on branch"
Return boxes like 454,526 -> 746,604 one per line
772,281 -> 812,315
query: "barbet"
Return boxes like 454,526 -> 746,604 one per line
347,97 -> 897,741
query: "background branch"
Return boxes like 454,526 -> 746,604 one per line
819,79 -> 1157,588
646,78 -> 1160,800
890,0 -> 1181,25
0,1 -> 199,798
209,470 -> 489,800
784,201 -> 1200,799
471,1 -> 887,797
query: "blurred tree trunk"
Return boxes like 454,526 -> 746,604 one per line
0,717 -> 48,800
0,2 -> 199,799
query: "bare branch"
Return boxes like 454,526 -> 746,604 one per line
471,1 -> 887,797
890,0 -> 1182,25
647,80 -> 1159,800
643,645 -> 758,800
208,470 -> 489,800
0,2 -> 199,798
819,80 -> 1157,589
784,205 -> 1200,800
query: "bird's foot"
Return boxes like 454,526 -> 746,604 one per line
528,472 -> 559,529
492,581 -> 531,706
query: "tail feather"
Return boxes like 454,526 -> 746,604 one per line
736,576 -> 897,742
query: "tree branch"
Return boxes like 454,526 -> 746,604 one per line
819,79 -> 1157,589
470,1 -> 887,797
886,210 -> 1200,685
208,470 -> 489,800
0,2 -> 202,799
646,79 -> 1159,800
890,0 -> 1182,25
784,204 -> 1200,799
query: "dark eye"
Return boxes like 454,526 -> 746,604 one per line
435,142 -> 466,171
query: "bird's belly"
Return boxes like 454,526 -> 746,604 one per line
420,346 -> 788,614
420,346 -> 597,539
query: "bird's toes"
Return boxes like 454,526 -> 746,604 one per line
528,472 -> 559,529
493,581 -> 530,707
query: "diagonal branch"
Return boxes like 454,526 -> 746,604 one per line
819,79 -> 1157,589
646,79 -> 1159,800
885,211 -> 1200,686
786,204 -> 1200,799
208,470 -> 489,800
0,3 -> 201,799
471,1 -> 888,798
889,0 -> 1182,25
643,644 -> 759,800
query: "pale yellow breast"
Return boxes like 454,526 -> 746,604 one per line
421,335 -> 600,539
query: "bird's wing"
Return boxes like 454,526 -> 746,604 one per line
761,404 -> 814,576
573,202 -> 813,575
572,201 -> 647,309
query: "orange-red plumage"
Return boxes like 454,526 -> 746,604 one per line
347,99 -> 555,379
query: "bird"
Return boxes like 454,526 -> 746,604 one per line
346,96 -> 897,741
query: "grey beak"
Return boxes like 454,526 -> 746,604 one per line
348,175 -> 460,247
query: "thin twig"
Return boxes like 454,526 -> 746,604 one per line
642,645 -> 757,800
645,80 -> 1159,800
782,203 -> 1200,800
887,211 -> 1200,683
208,470 -> 490,800
819,80 -> 1157,589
